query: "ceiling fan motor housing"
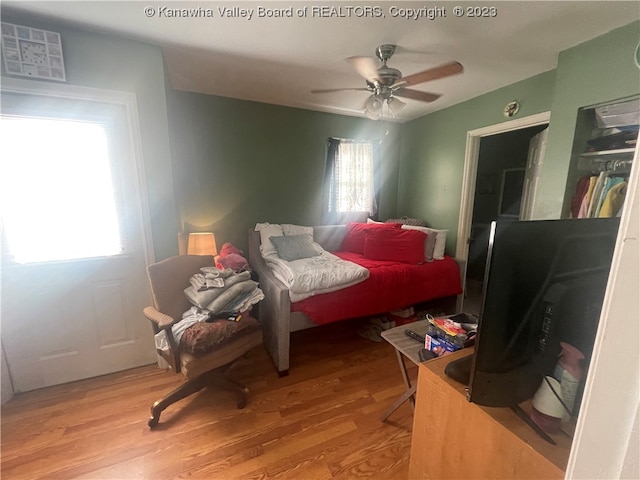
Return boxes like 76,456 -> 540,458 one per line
375,44 -> 402,87
377,66 -> 402,86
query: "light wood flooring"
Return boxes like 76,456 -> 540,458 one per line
1,319 -> 417,479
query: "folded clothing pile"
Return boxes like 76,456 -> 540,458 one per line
154,267 -> 264,354
184,267 -> 263,314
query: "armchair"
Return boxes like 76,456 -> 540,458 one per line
143,254 -> 263,428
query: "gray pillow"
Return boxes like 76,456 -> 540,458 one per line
270,235 -> 322,261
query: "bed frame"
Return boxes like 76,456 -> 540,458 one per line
248,226 -> 349,376
248,225 -> 464,376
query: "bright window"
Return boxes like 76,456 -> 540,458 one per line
0,116 -> 123,263
326,137 -> 376,215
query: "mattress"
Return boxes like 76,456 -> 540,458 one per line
291,251 -> 462,325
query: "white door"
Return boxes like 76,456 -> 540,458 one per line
0,88 -> 157,392
519,127 -> 549,220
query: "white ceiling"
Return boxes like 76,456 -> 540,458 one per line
4,1 -> 640,122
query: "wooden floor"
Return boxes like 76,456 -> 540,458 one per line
1,319 -> 417,479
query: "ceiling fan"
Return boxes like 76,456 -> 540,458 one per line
311,44 -> 463,119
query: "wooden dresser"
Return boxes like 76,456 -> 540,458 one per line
408,349 -> 572,479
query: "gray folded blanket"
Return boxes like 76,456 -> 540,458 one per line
184,270 -> 252,308
203,280 -> 259,313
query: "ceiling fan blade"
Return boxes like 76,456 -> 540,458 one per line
395,61 -> 463,87
346,56 -> 380,83
394,88 -> 441,103
311,88 -> 370,94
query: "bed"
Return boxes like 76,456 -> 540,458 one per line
248,222 -> 463,375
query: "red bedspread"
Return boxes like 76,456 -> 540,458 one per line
291,252 -> 462,325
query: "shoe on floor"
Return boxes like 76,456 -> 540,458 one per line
369,317 -> 396,330
357,324 -> 383,342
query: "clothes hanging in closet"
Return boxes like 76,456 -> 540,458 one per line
587,172 -> 607,218
577,176 -> 598,219
573,172 -> 627,218
598,181 -> 627,218
570,175 -> 591,218
595,176 -> 624,216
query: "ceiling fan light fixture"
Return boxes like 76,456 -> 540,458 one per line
387,97 -> 407,117
365,108 -> 381,120
365,94 -> 384,112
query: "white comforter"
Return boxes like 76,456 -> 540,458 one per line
265,251 -> 369,302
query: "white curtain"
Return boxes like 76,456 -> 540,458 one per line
330,139 -> 376,215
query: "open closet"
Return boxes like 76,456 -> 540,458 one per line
563,97 -> 639,219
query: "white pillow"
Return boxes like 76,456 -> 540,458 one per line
282,224 -> 313,237
366,218 -> 383,224
255,223 -> 284,257
401,225 -> 448,260
430,229 -> 448,260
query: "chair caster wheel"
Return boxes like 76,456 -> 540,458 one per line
237,398 -> 247,409
148,415 -> 160,428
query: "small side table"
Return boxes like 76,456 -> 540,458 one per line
380,319 -> 432,422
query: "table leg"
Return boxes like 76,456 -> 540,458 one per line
380,349 -> 417,422
380,384 -> 417,422
395,348 -> 415,408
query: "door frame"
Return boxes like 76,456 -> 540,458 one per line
1,77 -> 155,265
455,111 -> 551,264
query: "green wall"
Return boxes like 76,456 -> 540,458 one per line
399,20 -> 640,254
535,20 -> 640,219
166,90 -> 400,251
398,70 -> 556,254
0,10 -> 178,260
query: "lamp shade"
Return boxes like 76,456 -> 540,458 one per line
187,232 -> 218,256
365,109 -> 381,120
365,95 -> 384,113
387,97 -> 407,117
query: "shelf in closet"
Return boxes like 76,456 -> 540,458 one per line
579,147 -> 635,160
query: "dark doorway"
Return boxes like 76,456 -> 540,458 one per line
466,124 -> 549,310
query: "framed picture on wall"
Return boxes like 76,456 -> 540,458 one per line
498,168 -> 526,217
1,22 -> 66,82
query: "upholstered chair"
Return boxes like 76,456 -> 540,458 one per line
143,255 -> 263,428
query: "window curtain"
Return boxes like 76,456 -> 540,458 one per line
324,137 -> 378,221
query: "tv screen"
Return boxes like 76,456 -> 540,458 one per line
450,217 -> 619,408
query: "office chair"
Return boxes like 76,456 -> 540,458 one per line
143,255 -> 262,428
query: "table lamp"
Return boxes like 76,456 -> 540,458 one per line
187,232 -> 218,256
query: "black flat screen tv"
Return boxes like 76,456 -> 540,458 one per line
447,217 -> 620,409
